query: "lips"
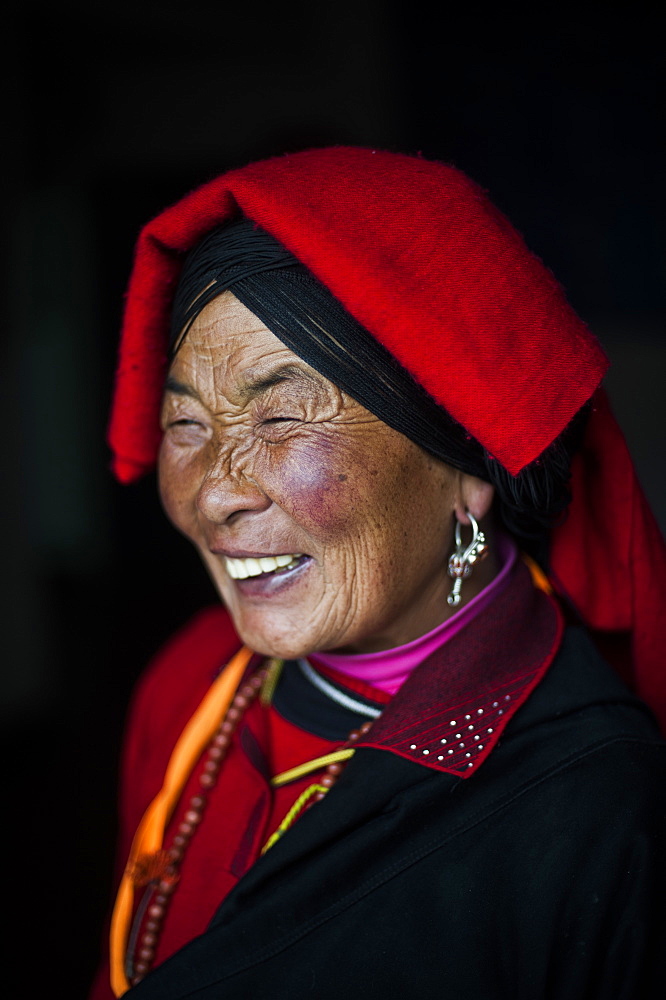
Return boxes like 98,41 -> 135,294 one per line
224,553 -> 304,580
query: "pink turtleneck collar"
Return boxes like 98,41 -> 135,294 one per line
310,534 -> 518,695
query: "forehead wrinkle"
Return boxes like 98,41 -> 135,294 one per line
170,333 -> 326,413
171,291 -> 335,409
193,289 -> 269,342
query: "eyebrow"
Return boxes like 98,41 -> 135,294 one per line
164,375 -> 201,400
163,364 -> 323,404
238,364 -> 322,402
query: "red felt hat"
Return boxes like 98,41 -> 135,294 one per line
107,146 -> 666,733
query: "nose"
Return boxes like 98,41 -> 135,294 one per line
195,452 -> 271,524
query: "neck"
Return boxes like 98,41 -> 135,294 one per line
334,526 -> 504,655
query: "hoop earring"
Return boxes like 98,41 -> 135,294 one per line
447,511 -> 489,607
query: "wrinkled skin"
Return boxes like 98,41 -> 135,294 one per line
158,291 -> 497,660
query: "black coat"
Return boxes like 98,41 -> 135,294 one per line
126,625 -> 666,999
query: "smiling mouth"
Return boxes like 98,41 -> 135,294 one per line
224,554 -> 306,580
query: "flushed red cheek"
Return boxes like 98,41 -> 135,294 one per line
265,440 -> 364,533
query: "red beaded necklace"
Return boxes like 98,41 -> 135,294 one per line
126,660 -> 373,987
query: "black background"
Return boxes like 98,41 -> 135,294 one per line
2,3 -> 664,995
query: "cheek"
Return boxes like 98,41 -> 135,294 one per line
265,436 -> 368,533
157,444 -> 201,537
277,439 -> 454,564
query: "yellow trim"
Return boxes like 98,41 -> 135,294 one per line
271,748 -> 356,787
259,657 -> 285,706
261,783 -> 329,854
109,645 -> 254,997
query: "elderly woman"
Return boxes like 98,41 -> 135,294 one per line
90,148 -> 666,999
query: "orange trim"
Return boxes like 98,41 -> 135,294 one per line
521,553 -> 554,595
109,645 -> 254,997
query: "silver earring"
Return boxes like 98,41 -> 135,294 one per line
447,511 -> 489,607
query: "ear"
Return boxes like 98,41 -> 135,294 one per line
454,473 -> 495,525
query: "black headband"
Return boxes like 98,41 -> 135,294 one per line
170,221 -> 300,353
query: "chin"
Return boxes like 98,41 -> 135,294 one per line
226,610 -> 321,662
235,629 -> 315,662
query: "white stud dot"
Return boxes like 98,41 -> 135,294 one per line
493,702 -> 499,708
477,709 -> 484,715
474,735 -> 480,741
467,763 -> 473,768
455,733 -> 461,739
468,725 -> 474,730
422,749 -> 430,755
478,745 -> 484,750
465,753 -> 471,758
487,728 -> 494,733
450,720 -> 457,726
440,738 -> 447,744
505,695 -> 511,701
465,715 -> 471,720
459,742 -> 465,748
437,755 -> 444,761
410,744 -> 417,750
498,709 -> 504,715
448,749 -> 454,755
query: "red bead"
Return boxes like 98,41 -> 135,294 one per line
360,721 -> 373,735
123,658 -> 336,973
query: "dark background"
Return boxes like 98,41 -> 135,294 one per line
3,3 -> 664,995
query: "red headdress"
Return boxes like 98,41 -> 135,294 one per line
108,146 -> 666,733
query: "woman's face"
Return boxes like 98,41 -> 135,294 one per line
159,291 -> 470,659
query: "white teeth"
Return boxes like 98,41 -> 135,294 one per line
224,554 -> 302,579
